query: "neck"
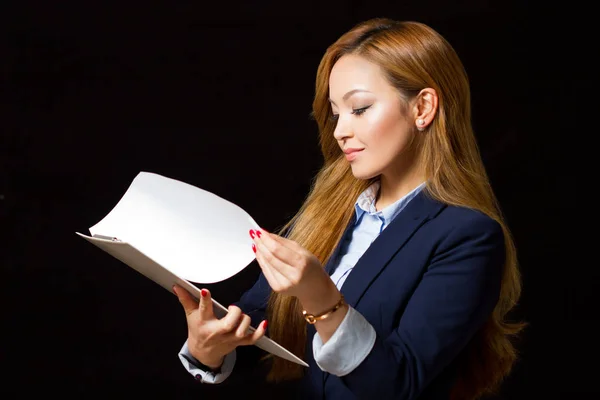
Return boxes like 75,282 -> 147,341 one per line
375,156 -> 425,211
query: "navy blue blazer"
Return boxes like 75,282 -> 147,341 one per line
235,190 -> 505,399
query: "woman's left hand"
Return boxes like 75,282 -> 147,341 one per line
249,228 -> 331,300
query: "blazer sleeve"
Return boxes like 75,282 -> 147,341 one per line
341,214 -> 506,400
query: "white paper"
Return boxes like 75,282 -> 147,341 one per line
88,171 -> 260,284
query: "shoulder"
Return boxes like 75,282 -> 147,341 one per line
423,204 -> 506,262
433,204 -> 503,239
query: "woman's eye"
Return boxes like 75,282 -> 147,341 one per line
329,105 -> 370,122
352,105 -> 371,116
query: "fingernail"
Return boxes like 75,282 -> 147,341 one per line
252,244 -> 256,253
172,285 -> 178,294
201,289 -> 207,297
256,230 -> 262,238
263,320 -> 268,330
249,229 -> 256,239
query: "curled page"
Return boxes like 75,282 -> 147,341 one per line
87,171 -> 260,284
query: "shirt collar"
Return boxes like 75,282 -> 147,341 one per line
354,180 -> 427,225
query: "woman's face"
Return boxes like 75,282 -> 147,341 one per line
329,54 -> 418,180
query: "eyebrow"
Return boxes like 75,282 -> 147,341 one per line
329,89 -> 371,105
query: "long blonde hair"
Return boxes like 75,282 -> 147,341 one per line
264,19 -> 525,399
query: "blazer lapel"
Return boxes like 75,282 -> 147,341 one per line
340,191 -> 445,309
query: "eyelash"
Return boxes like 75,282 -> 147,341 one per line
330,105 -> 371,122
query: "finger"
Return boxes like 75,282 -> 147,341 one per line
254,238 -> 297,278
255,230 -> 307,272
242,320 -> 268,346
198,288 -> 215,321
220,305 -> 243,333
255,247 -> 290,290
173,285 -> 198,317
258,229 -> 305,253
234,314 -> 252,339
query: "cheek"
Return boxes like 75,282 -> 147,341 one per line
363,105 -> 409,146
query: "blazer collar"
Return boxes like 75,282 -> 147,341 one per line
325,190 -> 446,308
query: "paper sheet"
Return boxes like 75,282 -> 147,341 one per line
87,171 -> 261,283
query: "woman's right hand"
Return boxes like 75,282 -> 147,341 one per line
173,285 -> 268,370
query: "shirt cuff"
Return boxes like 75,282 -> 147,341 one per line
178,340 -> 236,384
312,306 -> 376,376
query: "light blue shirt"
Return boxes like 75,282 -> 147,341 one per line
179,181 -> 427,382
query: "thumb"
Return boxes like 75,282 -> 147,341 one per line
173,285 -> 198,317
198,288 -> 215,320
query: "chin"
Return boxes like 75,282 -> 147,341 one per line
350,165 -> 379,181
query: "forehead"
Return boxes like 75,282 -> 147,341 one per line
329,54 -> 389,97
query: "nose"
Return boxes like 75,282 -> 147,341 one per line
332,116 -> 353,142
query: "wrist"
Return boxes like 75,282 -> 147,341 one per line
197,356 -> 224,372
298,282 -> 342,316
303,294 -> 346,324
190,346 -> 224,371
302,268 -> 336,302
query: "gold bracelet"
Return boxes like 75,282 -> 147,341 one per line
302,294 -> 346,324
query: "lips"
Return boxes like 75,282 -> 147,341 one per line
344,148 -> 363,162
343,148 -> 364,154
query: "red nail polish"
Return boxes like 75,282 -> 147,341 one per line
256,230 -> 262,238
252,244 -> 256,253
263,320 -> 268,330
249,229 -> 255,239
201,289 -> 207,297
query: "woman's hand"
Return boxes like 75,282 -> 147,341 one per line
250,229 -> 339,310
173,285 -> 267,370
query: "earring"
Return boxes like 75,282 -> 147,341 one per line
416,119 -> 425,131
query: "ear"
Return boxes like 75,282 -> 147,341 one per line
413,88 -> 438,131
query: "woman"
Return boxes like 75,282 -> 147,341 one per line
174,18 -> 525,399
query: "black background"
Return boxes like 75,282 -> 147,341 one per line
1,1 -> 590,399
